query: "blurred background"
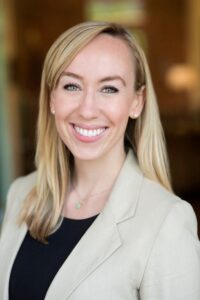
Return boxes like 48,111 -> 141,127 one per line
0,0 -> 199,231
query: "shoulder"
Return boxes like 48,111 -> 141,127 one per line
8,171 -> 37,209
137,176 -> 198,238
123,149 -> 197,232
1,172 -> 37,230
125,149 -> 186,214
142,176 -> 178,206
8,171 -> 37,198
140,175 -> 186,211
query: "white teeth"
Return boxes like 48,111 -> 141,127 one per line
74,125 -> 105,137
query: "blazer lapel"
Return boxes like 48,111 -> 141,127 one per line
45,209 -> 121,300
45,150 -> 144,300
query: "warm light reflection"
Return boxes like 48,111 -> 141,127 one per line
165,64 -> 199,92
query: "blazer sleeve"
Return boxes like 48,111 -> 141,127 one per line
139,200 -> 200,300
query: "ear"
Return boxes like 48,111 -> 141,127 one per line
129,85 -> 145,119
50,93 -> 55,114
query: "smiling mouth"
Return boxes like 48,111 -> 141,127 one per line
73,125 -> 107,137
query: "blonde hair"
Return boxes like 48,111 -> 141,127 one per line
20,21 -> 172,242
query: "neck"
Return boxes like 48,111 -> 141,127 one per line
72,148 -> 126,195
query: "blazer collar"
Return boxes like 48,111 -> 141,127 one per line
104,149 -> 144,223
45,150 -> 144,300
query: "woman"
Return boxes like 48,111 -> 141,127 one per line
0,21 -> 200,300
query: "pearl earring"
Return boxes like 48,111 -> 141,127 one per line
130,113 -> 138,119
51,108 -> 55,114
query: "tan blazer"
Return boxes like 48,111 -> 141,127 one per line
0,151 -> 200,300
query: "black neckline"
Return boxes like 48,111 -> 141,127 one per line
63,214 -> 99,222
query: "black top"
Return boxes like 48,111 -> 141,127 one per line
9,214 -> 98,300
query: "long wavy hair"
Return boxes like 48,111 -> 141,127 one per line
19,21 -> 172,242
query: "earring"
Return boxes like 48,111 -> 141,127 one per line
130,112 -> 138,119
51,108 -> 55,114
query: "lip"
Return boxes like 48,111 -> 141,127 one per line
71,123 -> 108,143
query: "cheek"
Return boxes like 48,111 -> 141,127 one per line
105,101 -> 132,125
53,97 -> 77,117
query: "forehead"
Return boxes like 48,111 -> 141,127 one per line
64,34 -> 135,78
78,33 -> 133,56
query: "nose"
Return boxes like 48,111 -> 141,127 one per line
78,90 -> 98,119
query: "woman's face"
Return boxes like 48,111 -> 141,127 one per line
50,34 -> 144,161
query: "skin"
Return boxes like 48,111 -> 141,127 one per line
50,34 -> 144,218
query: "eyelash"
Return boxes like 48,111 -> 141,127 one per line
63,83 -> 80,91
101,86 -> 119,94
62,83 -> 119,94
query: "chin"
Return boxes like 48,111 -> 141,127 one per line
73,152 -> 103,162
69,146 -> 106,162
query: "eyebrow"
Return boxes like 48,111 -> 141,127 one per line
60,71 -> 127,86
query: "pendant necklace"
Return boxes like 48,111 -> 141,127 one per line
72,185 -> 112,210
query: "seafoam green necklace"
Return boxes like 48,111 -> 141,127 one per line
72,185 -> 112,209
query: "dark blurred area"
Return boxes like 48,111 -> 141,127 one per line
0,0 -> 199,232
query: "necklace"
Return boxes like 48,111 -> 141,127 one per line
72,185 -> 112,210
